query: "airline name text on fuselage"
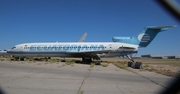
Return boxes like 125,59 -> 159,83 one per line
28,44 -> 105,51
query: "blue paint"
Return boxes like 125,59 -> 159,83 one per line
113,26 -> 171,47
29,44 -> 105,51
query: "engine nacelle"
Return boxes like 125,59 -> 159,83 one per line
112,36 -> 140,45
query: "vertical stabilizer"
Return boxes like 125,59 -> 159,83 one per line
112,26 -> 176,47
137,26 -> 175,47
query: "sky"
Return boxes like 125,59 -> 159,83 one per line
0,0 -> 180,56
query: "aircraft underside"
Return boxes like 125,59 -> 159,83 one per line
11,51 -> 98,63
11,50 -> 143,69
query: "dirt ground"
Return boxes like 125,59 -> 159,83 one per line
1,57 -> 180,77
48,57 -> 180,76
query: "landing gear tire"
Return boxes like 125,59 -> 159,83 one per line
135,62 -> 143,69
61,60 -> 66,62
20,58 -> 24,61
82,57 -> 92,64
126,55 -> 143,69
127,62 -> 133,67
127,61 -> 143,69
15,57 -> 19,61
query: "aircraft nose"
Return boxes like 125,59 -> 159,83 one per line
7,49 -> 15,53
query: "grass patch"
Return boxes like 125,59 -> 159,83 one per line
29,58 -> 34,61
113,62 -> 128,69
50,61 -> 55,64
49,59 -> 56,64
101,63 -> 109,67
140,62 -> 179,77
143,64 -> 150,68
62,64 -> 66,67
90,63 -> 95,68
65,61 -> 75,65
55,59 -> 61,62
77,91 -> 83,94
144,66 -> 178,77
112,61 -> 137,74
133,59 -> 180,66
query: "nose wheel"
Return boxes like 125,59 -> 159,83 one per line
126,55 -> 143,69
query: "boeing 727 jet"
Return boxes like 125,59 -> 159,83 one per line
7,25 -> 175,69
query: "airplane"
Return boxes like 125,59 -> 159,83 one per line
7,25 -> 175,69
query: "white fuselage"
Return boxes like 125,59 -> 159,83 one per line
7,42 -> 138,58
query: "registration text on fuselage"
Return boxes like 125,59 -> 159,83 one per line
29,44 -> 105,51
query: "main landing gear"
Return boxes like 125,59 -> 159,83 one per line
82,57 -> 92,64
14,57 -> 25,61
126,55 -> 143,69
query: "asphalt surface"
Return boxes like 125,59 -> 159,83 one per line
0,61 -> 174,94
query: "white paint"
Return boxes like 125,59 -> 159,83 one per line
138,33 -> 145,41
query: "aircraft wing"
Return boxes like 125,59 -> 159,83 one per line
77,32 -> 87,42
66,50 -> 112,55
66,50 -> 112,60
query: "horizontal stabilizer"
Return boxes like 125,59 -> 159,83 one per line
147,25 -> 176,29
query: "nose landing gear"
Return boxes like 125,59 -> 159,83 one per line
126,55 -> 143,69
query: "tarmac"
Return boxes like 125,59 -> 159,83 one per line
0,61 -> 175,94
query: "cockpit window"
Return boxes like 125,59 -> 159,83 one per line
11,47 -> 16,49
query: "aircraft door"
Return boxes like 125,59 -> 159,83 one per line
78,46 -> 81,52
119,46 -> 124,52
109,44 -> 112,49
19,46 -> 23,52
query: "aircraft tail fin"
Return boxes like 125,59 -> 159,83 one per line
112,26 -> 176,47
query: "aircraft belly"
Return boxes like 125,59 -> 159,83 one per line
9,51 -> 71,57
